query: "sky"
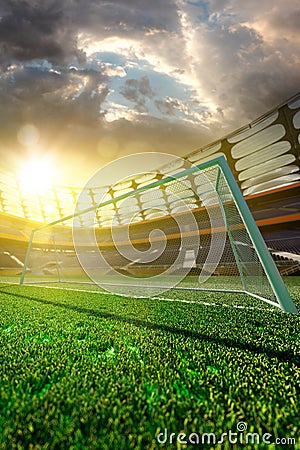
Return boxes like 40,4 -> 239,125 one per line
0,0 -> 299,186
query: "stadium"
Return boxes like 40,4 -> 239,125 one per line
1,92 -> 300,280
0,89 -> 299,448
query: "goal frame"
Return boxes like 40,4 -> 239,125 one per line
20,156 -> 298,314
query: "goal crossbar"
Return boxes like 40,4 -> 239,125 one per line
20,156 -> 298,313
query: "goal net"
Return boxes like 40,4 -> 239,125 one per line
20,156 -> 298,313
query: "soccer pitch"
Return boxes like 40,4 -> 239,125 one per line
0,278 -> 299,449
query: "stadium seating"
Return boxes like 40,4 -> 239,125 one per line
0,92 -> 299,276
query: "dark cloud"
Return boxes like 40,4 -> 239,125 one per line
155,97 -> 186,116
267,7 -> 300,34
0,0 -> 76,64
155,98 -> 176,116
65,0 -> 180,36
234,68 -> 300,119
0,61 -> 110,157
185,2 -> 300,129
0,0 -> 181,67
120,76 -> 154,112
101,115 -> 212,159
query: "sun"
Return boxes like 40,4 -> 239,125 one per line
18,157 -> 57,193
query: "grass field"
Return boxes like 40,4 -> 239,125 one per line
0,277 -> 299,449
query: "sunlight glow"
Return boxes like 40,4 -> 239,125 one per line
18,157 -> 57,193
17,124 -> 40,147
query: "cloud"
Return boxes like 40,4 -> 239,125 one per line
0,61 -> 109,126
154,96 -> 213,126
174,0 -> 300,130
0,0 -> 77,64
155,97 -> 179,116
0,0 -> 299,185
102,63 -> 127,78
120,75 -> 155,112
67,0 -> 180,37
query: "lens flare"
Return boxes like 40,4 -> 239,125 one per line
17,124 -> 40,147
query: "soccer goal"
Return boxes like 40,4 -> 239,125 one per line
20,156 -> 298,313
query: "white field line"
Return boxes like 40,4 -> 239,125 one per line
0,281 -> 274,311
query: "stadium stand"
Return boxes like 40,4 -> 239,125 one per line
0,92 -> 299,276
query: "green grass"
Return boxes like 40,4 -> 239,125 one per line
0,279 -> 299,449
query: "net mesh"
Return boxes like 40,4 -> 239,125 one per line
21,159 -> 284,307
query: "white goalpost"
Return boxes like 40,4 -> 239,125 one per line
20,156 -> 298,313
